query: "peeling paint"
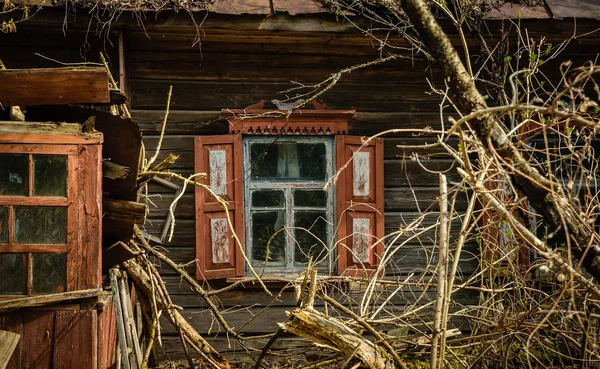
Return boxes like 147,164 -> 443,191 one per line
209,150 -> 227,196
353,152 -> 369,197
352,218 -> 370,263
211,218 -> 230,264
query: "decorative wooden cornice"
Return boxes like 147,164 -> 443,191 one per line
221,109 -> 355,135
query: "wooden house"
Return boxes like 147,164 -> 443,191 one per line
0,0 -> 599,364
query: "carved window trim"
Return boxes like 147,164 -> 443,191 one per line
195,110 -> 384,280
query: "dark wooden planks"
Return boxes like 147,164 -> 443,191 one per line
21,311 -> 55,369
0,67 -> 110,106
130,80 -> 440,112
53,310 -> 97,369
128,50 -> 439,84
132,110 -> 444,136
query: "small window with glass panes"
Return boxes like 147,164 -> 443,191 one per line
0,148 -> 74,295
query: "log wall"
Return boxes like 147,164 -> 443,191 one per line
1,11 -> 600,361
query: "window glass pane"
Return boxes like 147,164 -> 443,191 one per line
0,154 -> 28,196
294,190 -> 327,207
252,190 -> 284,207
32,253 -> 66,294
34,155 -> 67,197
294,211 -> 329,265
0,253 -> 27,295
252,211 -> 286,263
0,206 -> 7,244
250,142 -> 326,180
15,207 -> 67,244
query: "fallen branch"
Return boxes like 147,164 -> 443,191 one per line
123,253 -> 230,369
281,308 -> 396,369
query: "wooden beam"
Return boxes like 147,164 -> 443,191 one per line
0,330 -> 20,369
103,198 -> 147,225
110,89 -> 128,105
0,289 -> 103,312
103,161 -> 131,180
0,67 -> 110,106
103,241 -> 142,269
0,121 -> 81,135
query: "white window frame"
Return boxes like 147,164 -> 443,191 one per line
243,136 -> 335,274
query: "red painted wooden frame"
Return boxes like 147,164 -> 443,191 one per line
0,133 -> 103,297
336,136 -> 385,277
194,135 -> 245,280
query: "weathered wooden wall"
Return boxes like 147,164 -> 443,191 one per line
2,10 -> 600,362
125,15 -> 473,359
0,304 -> 116,369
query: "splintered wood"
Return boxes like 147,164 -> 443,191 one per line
0,330 -> 19,369
281,308 -> 395,369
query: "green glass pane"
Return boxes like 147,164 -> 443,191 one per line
0,154 -> 28,196
0,206 -> 7,244
294,190 -> 327,207
0,253 -> 27,295
32,253 -> 67,294
252,211 -> 286,263
34,155 -> 67,197
252,190 -> 284,207
250,142 -> 326,180
15,207 -> 67,244
294,211 -> 328,265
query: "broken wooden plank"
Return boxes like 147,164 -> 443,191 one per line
103,161 -> 131,180
0,330 -> 20,369
103,241 -> 142,270
0,121 -> 81,135
103,198 -> 147,225
110,89 -> 128,105
0,289 -> 103,312
151,176 -> 182,190
281,308 -> 395,369
0,67 -> 110,106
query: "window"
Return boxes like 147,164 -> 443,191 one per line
0,150 -> 71,295
0,125 -> 103,296
194,110 -> 384,279
244,136 -> 334,272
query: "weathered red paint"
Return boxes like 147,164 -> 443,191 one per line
336,135 -> 384,276
195,135 -> 245,280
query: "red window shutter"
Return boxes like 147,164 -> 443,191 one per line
194,135 -> 244,280
336,135 -> 384,276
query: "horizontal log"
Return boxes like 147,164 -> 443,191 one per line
132,109 -> 445,136
103,198 -> 147,225
128,50 -> 440,84
102,161 -> 130,180
166,281 -> 479,309
0,67 -> 110,106
0,289 -> 103,312
129,80 -> 441,112
159,334 -> 327,362
0,121 -> 80,134
159,296 -> 475,336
